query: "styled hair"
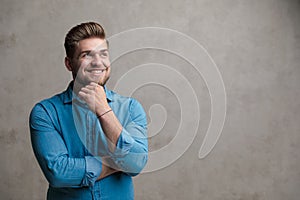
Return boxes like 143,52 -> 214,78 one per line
64,22 -> 106,58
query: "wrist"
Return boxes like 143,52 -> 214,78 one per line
96,104 -> 111,117
97,109 -> 112,118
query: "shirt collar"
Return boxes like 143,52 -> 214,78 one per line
63,81 -> 113,104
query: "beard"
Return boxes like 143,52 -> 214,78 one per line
73,69 -> 110,87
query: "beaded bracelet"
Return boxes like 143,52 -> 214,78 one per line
97,109 -> 112,118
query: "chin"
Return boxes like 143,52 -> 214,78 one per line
98,77 -> 110,86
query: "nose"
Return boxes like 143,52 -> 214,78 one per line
91,54 -> 104,67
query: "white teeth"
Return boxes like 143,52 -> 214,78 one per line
90,69 -> 104,73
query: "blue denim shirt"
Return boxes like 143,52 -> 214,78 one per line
29,82 -> 148,200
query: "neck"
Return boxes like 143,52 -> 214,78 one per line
72,80 -> 85,95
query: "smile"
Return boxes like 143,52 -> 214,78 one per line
87,69 -> 106,74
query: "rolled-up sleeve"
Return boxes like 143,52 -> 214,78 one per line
30,103 -> 102,188
108,99 -> 148,175
82,156 -> 102,187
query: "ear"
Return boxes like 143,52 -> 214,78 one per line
65,57 -> 72,71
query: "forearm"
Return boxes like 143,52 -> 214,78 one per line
38,154 -> 86,187
97,107 -> 122,150
97,108 -> 147,174
31,134 -> 102,188
78,84 -> 148,175
97,124 -> 148,175
30,103 -> 102,188
97,162 -> 118,180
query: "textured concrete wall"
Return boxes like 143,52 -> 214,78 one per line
1,0 -> 300,199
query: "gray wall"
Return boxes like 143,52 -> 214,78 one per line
1,0 -> 300,199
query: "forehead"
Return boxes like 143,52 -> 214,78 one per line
77,37 -> 108,52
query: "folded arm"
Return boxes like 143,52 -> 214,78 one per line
99,99 -> 148,175
30,103 -> 102,188
78,83 -> 148,175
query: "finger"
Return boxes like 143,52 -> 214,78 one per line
90,82 -> 98,87
80,87 -> 94,94
78,91 -> 96,104
78,91 -> 88,99
90,82 -> 104,91
85,83 -> 97,90
83,83 -> 99,91
90,82 -> 104,90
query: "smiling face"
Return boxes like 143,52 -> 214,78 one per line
65,37 -> 111,86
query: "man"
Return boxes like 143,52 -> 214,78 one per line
29,22 -> 148,200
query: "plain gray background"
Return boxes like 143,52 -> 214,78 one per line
1,0 -> 300,199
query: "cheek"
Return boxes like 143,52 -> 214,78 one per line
106,67 -> 111,76
102,58 -> 111,67
80,60 -> 91,68
76,60 -> 91,73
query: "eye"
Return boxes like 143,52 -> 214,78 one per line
100,51 -> 108,58
80,52 -> 92,59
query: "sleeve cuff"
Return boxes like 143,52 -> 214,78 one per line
110,128 -> 135,158
81,156 -> 102,187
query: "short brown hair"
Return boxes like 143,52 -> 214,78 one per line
64,22 -> 106,58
